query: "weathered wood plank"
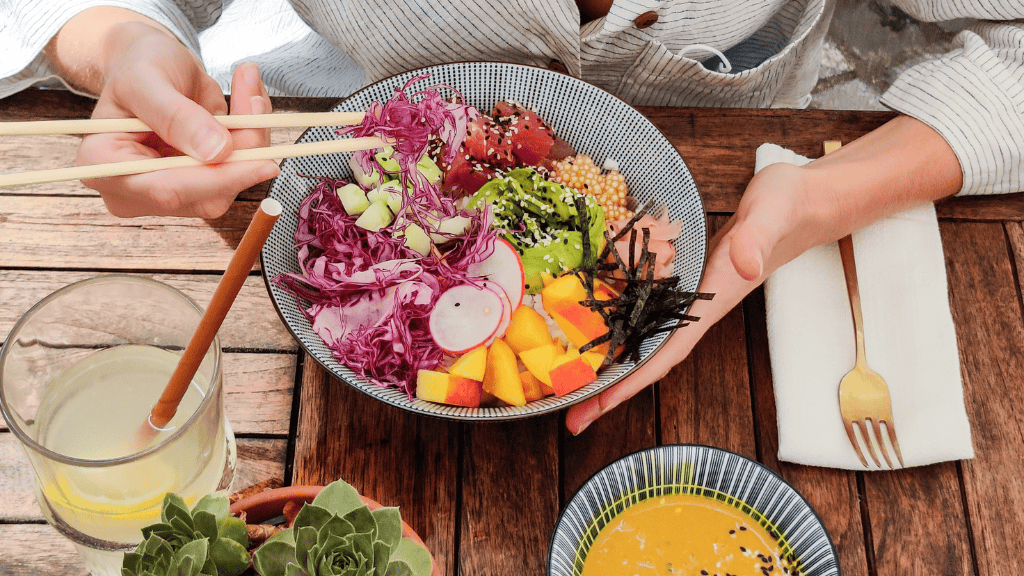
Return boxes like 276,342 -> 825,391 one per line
0,196 -> 265,270
0,350 -> 295,435
222,352 -> 296,435
459,414 -> 560,576
291,357 -> 459,576
942,221 -> 1024,576
1007,221 -> 1024,301
562,388 -> 655,499
744,287 -> 871,576
232,438 -> 290,499
0,435 -> 287,522
935,195 -> 1024,222
0,89 -> 94,119
658,304 -> 756,454
0,433 -> 38,521
658,215 -> 757,457
0,524 -> 88,576
0,271 -> 297,352
0,88 -> 337,123
854,221 -> 976,575
863,464 -> 972,576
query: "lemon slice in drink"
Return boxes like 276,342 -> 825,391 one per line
43,460 -> 177,521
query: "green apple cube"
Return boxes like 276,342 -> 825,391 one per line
337,183 -> 370,215
349,155 -> 382,188
354,200 -> 393,232
416,154 -> 442,184
401,223 -> 432,256
430,215 -> 472,243
374,146 -> 400,173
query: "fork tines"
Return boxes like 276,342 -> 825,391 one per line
843,418 -> 905,469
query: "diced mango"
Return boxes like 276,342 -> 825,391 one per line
446,375 -> 482,408
541,273 -> 615,304
551,347 -> 581,368
450,345 -> 488,381
520,370 -> 546,402
549,355 -> 598,397
546,300 -> 609,352
415,370 -> 450,404
504,306 -> 553,354
581,350 -> 606,372
483,338 -> 526,406
518,342 -> 565,387
415,370 -> 482,408
541,274 -> 617,354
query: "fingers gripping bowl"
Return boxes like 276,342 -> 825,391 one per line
260,62 -> 707,420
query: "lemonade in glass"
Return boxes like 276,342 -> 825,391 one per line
0,276 -> 236,575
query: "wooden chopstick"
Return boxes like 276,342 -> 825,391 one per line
0,136 -> 386,187
0,112 -> 366,136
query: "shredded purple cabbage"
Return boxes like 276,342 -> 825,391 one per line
343,74 -> 479,217
273,80 -> 505,396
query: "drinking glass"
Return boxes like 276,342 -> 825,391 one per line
0,275 -> 237,575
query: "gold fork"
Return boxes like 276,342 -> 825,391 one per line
825,141 -> 905,469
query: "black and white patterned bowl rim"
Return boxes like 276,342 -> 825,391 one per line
548,444 -> 841,576
261,61 -> 708,421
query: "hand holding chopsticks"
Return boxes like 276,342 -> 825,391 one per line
0,112 -> 384,188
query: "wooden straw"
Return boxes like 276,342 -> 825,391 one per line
146,197 -> 283,431
0,136 -> 386,188
0,111 -> 366,136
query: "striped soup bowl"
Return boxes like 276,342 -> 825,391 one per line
549,444 -> 840,576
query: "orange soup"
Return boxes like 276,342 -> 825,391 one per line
580,493 -> 800,576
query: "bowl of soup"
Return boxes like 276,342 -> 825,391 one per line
548,445 -> 839,576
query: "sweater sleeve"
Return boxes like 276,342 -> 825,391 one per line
879,21 -> 1024,196
0,0 -> 222,99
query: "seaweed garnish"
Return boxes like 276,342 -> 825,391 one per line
571,197 -> 714,367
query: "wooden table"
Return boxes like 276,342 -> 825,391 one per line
2,89 -> 1023,576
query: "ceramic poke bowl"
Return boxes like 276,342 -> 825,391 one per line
549,445 -> 840,576
260,61 -> 707,421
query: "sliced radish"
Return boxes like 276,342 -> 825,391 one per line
467,237 -> 526,309
429,284 -> 504,354
481,280 -> 513,345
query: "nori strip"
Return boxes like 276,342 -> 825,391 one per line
571,197 -> 714,366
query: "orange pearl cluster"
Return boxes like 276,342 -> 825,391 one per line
550,154 -> 633,221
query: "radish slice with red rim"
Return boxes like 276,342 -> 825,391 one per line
429,284 -> 504,354
481,280 -> 513,345
467,237 -> 525,309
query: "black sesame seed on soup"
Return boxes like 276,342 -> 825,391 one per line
581,493 -> 801,576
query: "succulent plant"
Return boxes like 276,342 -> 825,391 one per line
251,480 -> 432,576
122,493 -> 251,576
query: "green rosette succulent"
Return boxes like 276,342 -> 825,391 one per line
122,493 -> 251,576
252,480 -> 432,576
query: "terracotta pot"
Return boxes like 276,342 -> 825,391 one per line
230,485 -> 441,576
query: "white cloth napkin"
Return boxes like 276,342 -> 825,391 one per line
758,143 -> 974,469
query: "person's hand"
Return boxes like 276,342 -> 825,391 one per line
565,161 -> 839,434
564,114 -> 964,435
78,22 -> 279,217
